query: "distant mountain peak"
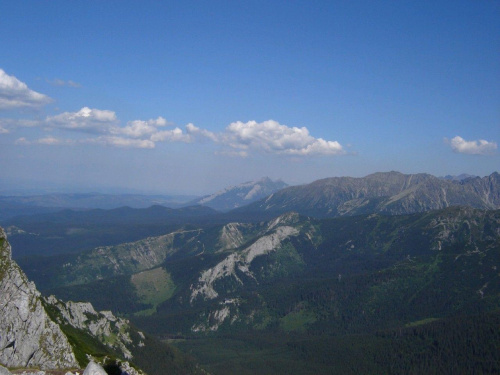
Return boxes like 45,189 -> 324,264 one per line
191,177 -> 288,211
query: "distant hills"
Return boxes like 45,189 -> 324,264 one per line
188,177 -> 288,211
235,171 -> 500,218
0,192 -> 197,209
4,205 -> 218,257
0,177 -> 287,220
0,193 -> 197,221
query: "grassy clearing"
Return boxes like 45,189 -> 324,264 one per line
280,308 -> 317,332
131,267 -> 175,316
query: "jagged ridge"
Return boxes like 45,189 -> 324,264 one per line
235,171 -> 500,218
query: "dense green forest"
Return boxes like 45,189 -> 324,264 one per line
170,310 -> 500,375
10,206 -> 500,373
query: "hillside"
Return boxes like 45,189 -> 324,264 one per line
0,227 -> 202,375
3,204 -> 218,258
233,171 -> 500,218
20,206 -> 499,372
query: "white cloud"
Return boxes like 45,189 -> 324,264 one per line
0,68 -> 52,110
14,136 -> 74,146
45,107 -> 118,133
447,136 -> 497,155
0,125 -> 9,134
15,135 -> 153,148
114,116 -> 168,138
14,137 -> 29,145
9,105 -> 345,156
150,127 -> 192,143
221,120 -> 345,156
86,136 -> 155,149
36,136 -> 74,145
215,150 -> 249,157
186,123 -> 218,142
47,78 -> 81,88
0,118 -> 41,130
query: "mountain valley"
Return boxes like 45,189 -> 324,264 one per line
2,171 -> 500,374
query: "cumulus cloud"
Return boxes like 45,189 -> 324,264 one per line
114,116 -> 168,138
45,107 -> 118,133
150,127 -> 192,143
10,107 -> 173,148
9,103 -> 345,156
221,120 -> 344,156
186,123 -> 218,142
447,136 -> 497,155
0,68 -> 52,110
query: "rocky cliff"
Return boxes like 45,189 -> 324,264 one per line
0,227 -> 147,372
0,227 -> 78,369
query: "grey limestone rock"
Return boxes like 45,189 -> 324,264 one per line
83,361 -> 107,375
47,296 -> 135,360
0,228 -> 78,369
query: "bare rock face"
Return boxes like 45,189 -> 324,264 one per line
46,296 -> 141,361
83,361 -> 107,375
0,365 -> 13,375
0,228 -> 78,369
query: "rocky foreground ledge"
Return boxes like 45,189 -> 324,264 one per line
0,360 -> 133,375
0,227 -> 146,374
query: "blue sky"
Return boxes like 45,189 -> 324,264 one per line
0,1 -> 499,195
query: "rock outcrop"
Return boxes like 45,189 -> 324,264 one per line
83,361 -> 107,375
0,227 -> 78,369
190,213 -> 304,304
0,227 -> 148,373
46,296 -> 143,360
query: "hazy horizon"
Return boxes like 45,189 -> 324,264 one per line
1,171 -> 497,197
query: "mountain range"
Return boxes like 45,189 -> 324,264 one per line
235,171 -> 500,218
2,171 -> 500,374
0,193 -> 198,221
